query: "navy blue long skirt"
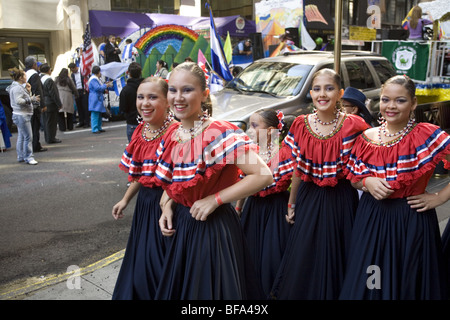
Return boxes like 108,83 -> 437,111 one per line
270,179 -> 359,300
339,193 -> 447,300
240,191 -> 292,297
154,203 -> 264,300
443,220 -> 450,299
112,186 -> 169,300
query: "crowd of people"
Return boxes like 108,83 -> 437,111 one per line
4,34 -> 141,163
111,61 -> 450,300
6,56 -> 111,164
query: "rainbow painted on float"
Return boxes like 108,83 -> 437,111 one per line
135,24 -> 199,56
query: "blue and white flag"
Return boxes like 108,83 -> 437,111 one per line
123,44 -> 133,59
113,76 -> 126,96
121,43 -> 138,63
209,72 -> 224,93
100,62 -> 129,80
207,3 -> 233,82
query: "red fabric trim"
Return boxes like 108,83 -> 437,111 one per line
288,114 -> 369,187
443,159 -> 450,170
117,122 -> 179,188
346,123 -> 450,196
160,121 -> 258,207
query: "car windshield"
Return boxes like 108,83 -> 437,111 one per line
226,62 -> 313,97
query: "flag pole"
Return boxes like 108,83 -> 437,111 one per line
206,2 -> 232,81
210,69 -> 225,82
203,53 -> 226,83
334,0 -> 343,75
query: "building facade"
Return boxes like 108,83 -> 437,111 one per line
0,0 -> 429,80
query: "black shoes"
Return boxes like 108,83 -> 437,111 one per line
35,147 -> 48,152
49,139 -> 62,144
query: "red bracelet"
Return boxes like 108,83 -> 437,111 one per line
235,207 -> 242,211
215,192 -> 223,205
362,177 -> 367,188
288,203 -> 295,209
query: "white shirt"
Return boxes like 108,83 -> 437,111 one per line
73,71 -> 82,90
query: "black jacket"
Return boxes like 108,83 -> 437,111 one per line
104,42 -> 121,64
41,75 -> 62,113
119,77 -> 143,125
27,72 -> 45,110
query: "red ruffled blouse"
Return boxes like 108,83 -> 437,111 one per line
284,113 -> 370,187
247,142 -> 295,197
119,122 -> 180,188
157,120 -> 258,207
346,122 -> 450,198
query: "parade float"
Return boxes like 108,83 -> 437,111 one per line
374,0 -> 450,132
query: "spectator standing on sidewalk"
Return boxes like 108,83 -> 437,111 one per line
88,66 -> 113,134
24,56 -> 47,152
0,100 -> 12,151
7,68 -> 40,164
56,68 -> 78,132
119,62 -> 143,143
40,63 -> 62,144
68,63 -> 89,128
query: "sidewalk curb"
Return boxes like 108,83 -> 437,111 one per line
0,249 -> 125,300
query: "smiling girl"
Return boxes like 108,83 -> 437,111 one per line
270,68 -> 370,300
340,75 -> 450,300
155,62 -> 273,299
111,77 -> 178,300
237,109 -> 294,297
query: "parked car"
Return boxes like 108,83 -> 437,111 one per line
211,50 -> 397,131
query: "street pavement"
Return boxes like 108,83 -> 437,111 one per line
0,119 -> 132,300
0,120 -> 449,301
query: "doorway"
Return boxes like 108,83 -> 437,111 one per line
0,36 -> 50,78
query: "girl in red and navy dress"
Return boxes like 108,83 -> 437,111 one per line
439,178 -> 450,298
156,62 -> 273,299
340,75 -> 450,300
270,69 -> 370,300
237,109 -> 294,297
111,77 -> 178,300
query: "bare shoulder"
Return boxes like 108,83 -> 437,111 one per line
363,127 -> 378,140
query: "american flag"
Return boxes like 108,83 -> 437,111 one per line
81,23 -> 94,91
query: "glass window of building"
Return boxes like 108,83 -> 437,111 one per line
111,0 -> 174,13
